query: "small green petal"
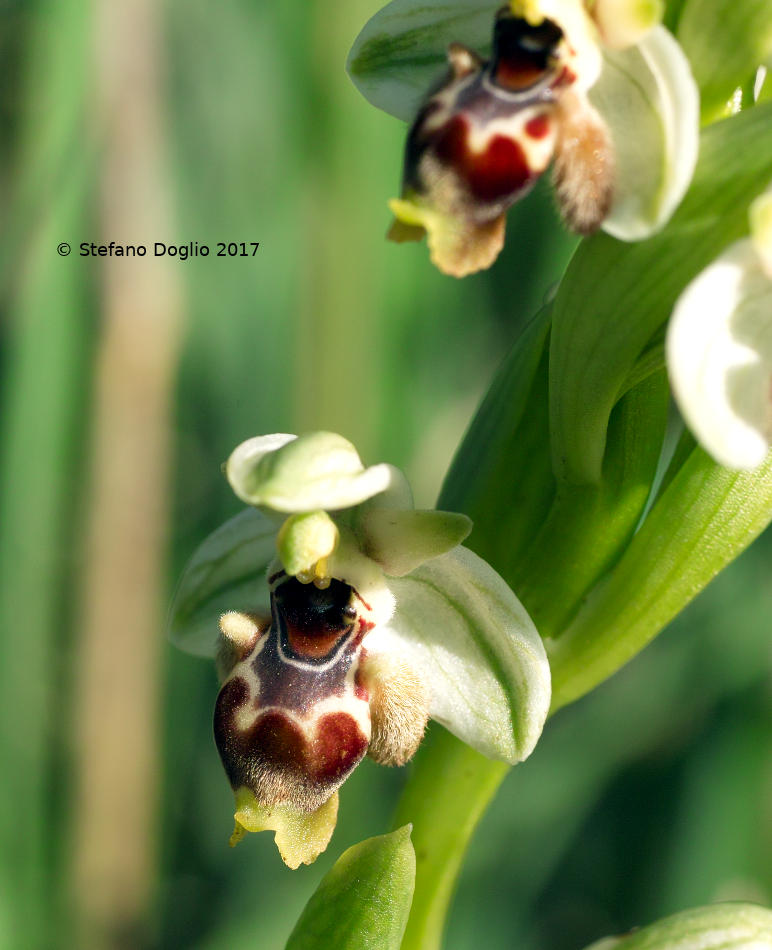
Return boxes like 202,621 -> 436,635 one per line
357,508 -> 472,575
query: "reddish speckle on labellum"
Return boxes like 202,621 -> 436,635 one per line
525,114 -> 551,139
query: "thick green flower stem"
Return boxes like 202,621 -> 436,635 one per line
392,728 -> 508,950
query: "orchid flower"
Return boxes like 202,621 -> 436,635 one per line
347,0 -> 699,276
667,188 -> 772,470
169,432 -> 551,868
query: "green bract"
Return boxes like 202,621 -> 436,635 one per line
286,826 -> 416,950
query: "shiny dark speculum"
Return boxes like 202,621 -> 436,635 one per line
273,576 -> 356,634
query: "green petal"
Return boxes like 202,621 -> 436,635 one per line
375,546 -> 551,763
286,826 -> 416,950
347,0 -> 498,122
593,26 -> 699,240
357,508 -> 472,575
168,508 -> 274,657
227,431 -> 397,513
581,903 -> 772,950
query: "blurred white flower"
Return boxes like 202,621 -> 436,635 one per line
348,0 -> 699,275
667,189 -> 772,470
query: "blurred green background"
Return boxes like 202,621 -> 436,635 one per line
0,1 -> 769,949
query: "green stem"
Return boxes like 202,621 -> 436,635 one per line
392,728 -> 508,950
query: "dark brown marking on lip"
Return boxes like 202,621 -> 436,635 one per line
434,115 -> 533,203
311,712 -> 369,784
214,687 -> 369,805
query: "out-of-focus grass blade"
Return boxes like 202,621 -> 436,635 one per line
0,0 -> 94,946
285,826 -> 416,950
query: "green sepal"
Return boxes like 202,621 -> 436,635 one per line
167,507 -> 274,657
549,445 -> 772,711
285,826 -> 416,950
549,101 -> 772,485
581,903 -> 772,950
677,0 -> 772,123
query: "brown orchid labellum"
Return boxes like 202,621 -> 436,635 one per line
389,6 -> 614,276
213,571 -> 427,865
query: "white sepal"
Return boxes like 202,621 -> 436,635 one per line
227,431 -> 396,513
592,26 -> 699,240
368,546 -> 551,763
667,238 -> 772,470
168,507 -> 274,657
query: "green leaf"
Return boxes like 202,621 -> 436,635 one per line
581,903 -> 772,950
549,101 -> 772,484
549,445 -> 772,710
511,370 -> 669,638
378,545 -> 551,763
677,0 -> 772,122
440,305 -> 555,579
285,826 -> 416,950
168,508 -> 275,657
